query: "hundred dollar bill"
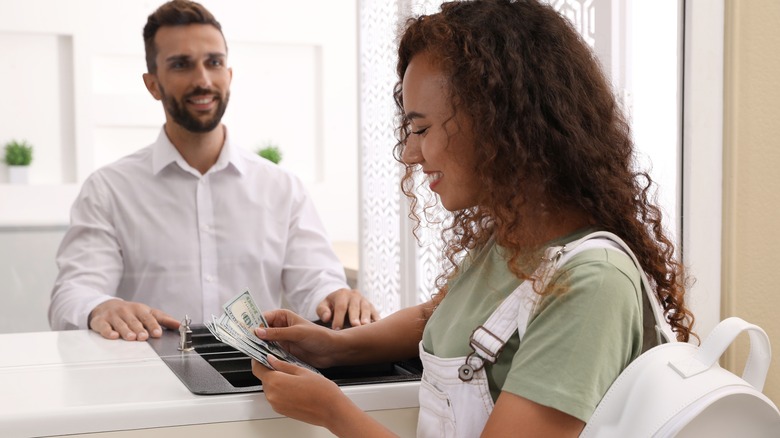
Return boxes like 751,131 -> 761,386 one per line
219,290 -> 320,374
223,290 -> 291,357
206,316 -> 274,370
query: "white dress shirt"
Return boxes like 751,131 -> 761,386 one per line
49,128 -> 348,330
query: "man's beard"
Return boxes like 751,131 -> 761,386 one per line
160,85 -> 229,133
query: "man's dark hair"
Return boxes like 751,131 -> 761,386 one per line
143,0 -> 225,73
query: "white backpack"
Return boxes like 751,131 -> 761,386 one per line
556,233 -> 780,437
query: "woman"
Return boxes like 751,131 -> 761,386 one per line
252,0 -> 695,436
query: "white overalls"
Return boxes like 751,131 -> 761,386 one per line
416,236 -> 626,438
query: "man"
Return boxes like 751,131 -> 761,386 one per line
48,0 -> 378,341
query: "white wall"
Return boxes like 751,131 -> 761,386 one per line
0,228 -> 64,333
0,0 -> 358,239
0,0 -> 359,333
630,0 -> 681,241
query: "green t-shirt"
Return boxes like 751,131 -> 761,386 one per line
422,231 -> 645,423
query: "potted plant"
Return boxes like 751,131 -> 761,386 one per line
257,142 -> 283,165
4,139 -> 33,184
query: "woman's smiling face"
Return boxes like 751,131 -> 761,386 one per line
400,52 -> 480,212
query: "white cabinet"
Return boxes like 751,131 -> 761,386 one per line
0,330 -> 420,437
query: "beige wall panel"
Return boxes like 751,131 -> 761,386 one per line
723,0 -> 780,403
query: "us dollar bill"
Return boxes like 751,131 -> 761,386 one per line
207,290 -> 320,374
223,290 -> 294,359
206,316 -> 274,370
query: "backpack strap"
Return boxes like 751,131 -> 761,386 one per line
467,231 -> 676,367
466,236 -> 621,364
552,231 -> 676,344
669,317 -> 772,390
465,242 -> 597,367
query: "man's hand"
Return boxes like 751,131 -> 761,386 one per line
88,299 -> 180,341
315,288 -> 380,330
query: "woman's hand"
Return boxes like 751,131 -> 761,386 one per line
252,356 -> 397,438
259,303 -> 430,371
252,356 -> 348,428
256,309 -> 341,368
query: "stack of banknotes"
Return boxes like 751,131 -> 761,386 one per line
206,290 -> 320,373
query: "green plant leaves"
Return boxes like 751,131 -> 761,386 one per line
4,140 -> 33,166
257,145 -> 282,164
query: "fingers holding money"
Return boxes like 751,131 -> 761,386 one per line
207,291 -> 323,374
253,355 -> 344,428
262,308 -> 307,330
254,316 -> 340,369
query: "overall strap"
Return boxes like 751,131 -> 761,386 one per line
468,232 -> 674,367
466,280 -> 535,365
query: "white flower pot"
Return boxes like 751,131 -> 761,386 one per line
8,165 -> 30,184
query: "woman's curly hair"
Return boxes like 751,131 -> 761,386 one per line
392,0 -> 695,341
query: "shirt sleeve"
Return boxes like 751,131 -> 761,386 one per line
500,249 -> 644,423
48,173 -> 124,330
280,178 -> 349,320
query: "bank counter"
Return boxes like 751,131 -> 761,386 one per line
0,330 -> 421,437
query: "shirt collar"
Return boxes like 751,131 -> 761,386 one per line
151,126 -> 247,176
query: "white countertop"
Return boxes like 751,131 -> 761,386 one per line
0,330 -> 419,437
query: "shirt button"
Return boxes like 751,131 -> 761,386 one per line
205,275 -> 215,283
